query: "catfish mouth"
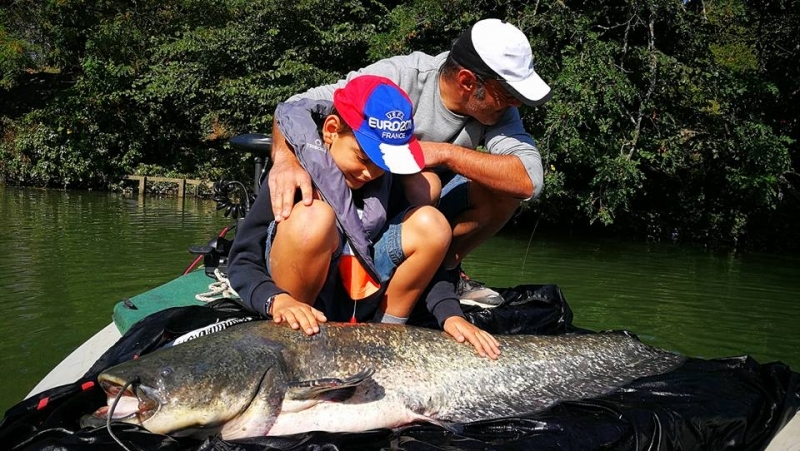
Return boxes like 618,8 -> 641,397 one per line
90,378 -> 160,424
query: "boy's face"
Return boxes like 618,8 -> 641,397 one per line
323,116 -> 385,190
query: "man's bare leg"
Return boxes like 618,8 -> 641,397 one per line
444,182 -> 519,270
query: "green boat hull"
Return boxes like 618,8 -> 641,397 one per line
113,270 -> 222,334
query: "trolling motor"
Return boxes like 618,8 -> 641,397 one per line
229,133 -> 273,193
187,229 -> 234,278
186,134 -> 272,278
217,133 -> 272,229
212,133 -> 273,219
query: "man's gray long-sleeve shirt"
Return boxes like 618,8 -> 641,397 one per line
288,51 -> 544,200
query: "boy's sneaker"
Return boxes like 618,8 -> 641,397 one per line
456,270 -> 504,308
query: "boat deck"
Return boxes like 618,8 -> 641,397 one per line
113,270 -> 215,334
21,270 -> 800,450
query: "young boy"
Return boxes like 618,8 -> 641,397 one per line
228,75 -> 499,358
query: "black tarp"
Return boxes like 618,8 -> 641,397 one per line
2,285 -> 798,451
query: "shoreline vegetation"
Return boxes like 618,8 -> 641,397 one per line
1,1 -> 798,253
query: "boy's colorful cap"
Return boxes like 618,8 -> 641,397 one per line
333,75 -> 425,175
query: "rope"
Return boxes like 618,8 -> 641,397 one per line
195,268 -> 239,302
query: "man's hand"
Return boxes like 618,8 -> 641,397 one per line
268,150 -> 314,222
418,141 -> 449,168
271,293 -> 327,335
443,316 -> 501,359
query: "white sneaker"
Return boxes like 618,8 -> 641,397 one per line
456,271 -> 504,308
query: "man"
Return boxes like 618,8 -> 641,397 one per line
268,18 -> 552,307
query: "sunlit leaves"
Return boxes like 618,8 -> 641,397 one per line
0,0 -> 797,250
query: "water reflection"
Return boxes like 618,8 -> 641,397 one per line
1,186 -> 799,415
463,229 -> 800,370
0,187 -> 232,412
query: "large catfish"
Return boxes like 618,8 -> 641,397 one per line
88,321 -> 684,439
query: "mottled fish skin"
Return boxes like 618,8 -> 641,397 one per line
95,322 -> 685,439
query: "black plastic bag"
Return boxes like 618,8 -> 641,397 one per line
2,287 -> 798,451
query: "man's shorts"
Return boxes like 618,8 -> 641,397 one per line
437,172 -> 471,221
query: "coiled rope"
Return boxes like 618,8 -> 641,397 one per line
195,268 -> 239,302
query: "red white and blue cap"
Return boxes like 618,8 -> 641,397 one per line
333,75 -> 425,175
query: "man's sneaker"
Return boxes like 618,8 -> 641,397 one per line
456,270 -> 504,308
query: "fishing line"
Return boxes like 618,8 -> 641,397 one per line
520,215 -> 540,278
520,122 -> 552,277
106,376 -> 139,451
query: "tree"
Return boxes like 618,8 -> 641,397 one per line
1,0 -> 797,251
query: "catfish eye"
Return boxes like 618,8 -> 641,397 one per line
161,367 -> 173,378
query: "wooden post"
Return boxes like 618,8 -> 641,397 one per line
123,175 -> 210,197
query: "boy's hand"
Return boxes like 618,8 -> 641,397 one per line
443,316 -> 501,360
271,293 -> 327,335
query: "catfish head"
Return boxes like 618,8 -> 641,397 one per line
86,326 -> 291,438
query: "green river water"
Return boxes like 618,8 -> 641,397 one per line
1,185 -> 798,414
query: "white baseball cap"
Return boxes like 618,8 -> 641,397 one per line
450,19 -> 552,107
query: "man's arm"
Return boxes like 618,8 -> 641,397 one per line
267,78 -> 349,221
421,141 -> 533,199
268,117 -> 314,222
427,107 -> 544,200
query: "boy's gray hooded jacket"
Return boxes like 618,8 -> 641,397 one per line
227,98 -> 463,324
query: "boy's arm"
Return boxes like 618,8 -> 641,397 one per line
227,180 -> 286,317
424,269 -> 501,359
396,172 -> 441,206
270,293 -> 327,336
228,179 -> 328,335
424,268 -> 465,324
443,316 -> 501,360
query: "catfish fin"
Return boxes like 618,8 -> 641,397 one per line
286,368 -> 375,402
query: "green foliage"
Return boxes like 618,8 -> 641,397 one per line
1,0 -> 393,187
1,0 -> 798,251
520,0 -> 795,250
0,23 -> 32,89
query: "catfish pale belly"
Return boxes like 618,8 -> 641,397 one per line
90,321 -> 685,440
